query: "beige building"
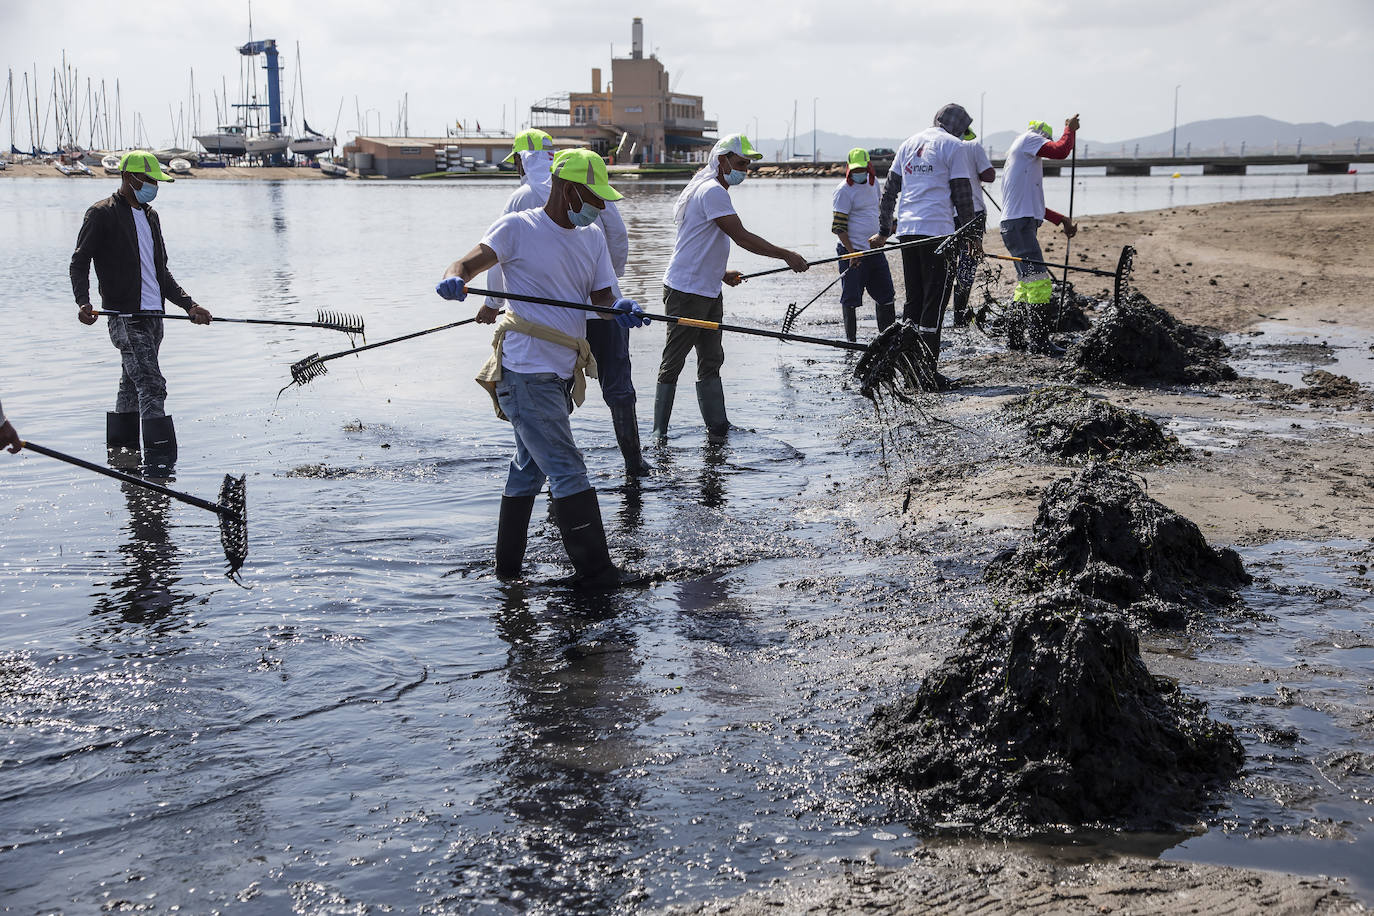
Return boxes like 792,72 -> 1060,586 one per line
531,18 -> 716,163
340,135 -> 580,178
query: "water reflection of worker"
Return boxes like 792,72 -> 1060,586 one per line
831,148 -> 895,342
871,104 -> 979,382
0,399 -> 21,453
653,134 -> 809,444
437,150 -> 648,587
70,151 -> 213,474
488,131 -> 653,478
949,136 -> 997,328
999,115 -> 1079,354
92,480 -> 193,629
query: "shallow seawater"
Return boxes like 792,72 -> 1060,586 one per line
1,176 -> 1372,911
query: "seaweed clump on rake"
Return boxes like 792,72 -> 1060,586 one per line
1002,386 -> 1187,463
1069,291 -> 1235,385
853,319 -> 948,402
986,463 -> 1250,627
861,589 -> 1244,835
217,474 -> 249,580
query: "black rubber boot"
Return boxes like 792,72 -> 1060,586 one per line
550,488 -> 620,588
141,415 -> 177,475
1026,302 -> 1065,356
951,283 -> 972,327
106,412 -> 141,452
696,376 -> 729,444
609,402 -> 653,477
495,493 -> 537,579
842,307 -> 857,343
875,300 -> 896,333
651,382 -> 675,441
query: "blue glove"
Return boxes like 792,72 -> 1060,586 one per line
435,277 -> 467,301
613,297 -> 648,329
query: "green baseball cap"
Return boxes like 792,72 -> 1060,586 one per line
962,129 -> 977,141
714,133 -> 763,161
119,150 -> 174,182
847,148 -> 870,168
552,148 -> 622,201
503,128 -> 554,164
1029,120 -> 1053,139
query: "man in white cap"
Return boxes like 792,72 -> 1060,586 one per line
488,131 -> 651,477
831,148 -> 895,341
70,150 -> 212,473
870,103 -> 978,385
1000,115 -> 1079,353
435,149 -> 648,587
653,133 -> 808,443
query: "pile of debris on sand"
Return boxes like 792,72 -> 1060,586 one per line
1068,292 -> 1236,385
986,463 -> 1250,627
1002,386 -> 1187,463
862,590 -> 1244,835
1294,369 -> 1371,406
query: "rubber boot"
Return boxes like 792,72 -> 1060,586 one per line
609,402 -> 653,477
550,487 -> 620,588
696,376 -> 729,444
141,415 -> 177,475
951,283 -> 972,327
651,382 -> 675,441
875,300 -> 896,333
494,493 -> 537,579
1027,302 -> 1065,357
841,307 -> 857,343
106,411 -> 141,452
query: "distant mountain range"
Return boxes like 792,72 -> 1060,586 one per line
757,117 -> 1374,161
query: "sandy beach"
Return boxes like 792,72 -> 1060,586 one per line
667,191 -> 1374,914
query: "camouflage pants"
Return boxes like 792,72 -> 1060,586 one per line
108,313 -> 167,418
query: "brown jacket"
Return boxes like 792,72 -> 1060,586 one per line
69,192 -> 196,314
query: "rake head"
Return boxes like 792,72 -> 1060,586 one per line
853,319 -> 946,402
782,302 -> 799,334
217,473 -> 248,578
1113,245 -> 1137,306
315,309 -> 366,338
289,353 -> 330,388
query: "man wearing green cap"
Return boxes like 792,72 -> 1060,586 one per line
70,150 -> 211,473
436,149 -> 648,588
1000,115 -> 1079,353
653,133 -> 808,443
831,147 -> 895,341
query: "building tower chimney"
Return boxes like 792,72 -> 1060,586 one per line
592,68 -> 601,94
632,18 -> 643,60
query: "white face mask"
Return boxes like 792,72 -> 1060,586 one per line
852,172 -> 868,184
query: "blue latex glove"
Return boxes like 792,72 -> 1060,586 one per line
435,277 -> 467,301
613,297 -> 648,329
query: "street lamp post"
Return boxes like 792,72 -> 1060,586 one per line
812,97 -> 817,162
1171,84 -> 1181,158
980,90 -> 985,142
753,115 -> 759,144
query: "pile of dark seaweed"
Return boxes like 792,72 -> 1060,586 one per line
1068,292 -> 1236,384
1001,386 -> 1186,462
853,319 -> 947,400
862,590 -> 1244,835
986,463 -> 1250,627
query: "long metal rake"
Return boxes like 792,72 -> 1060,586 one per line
97,308 -> 366,339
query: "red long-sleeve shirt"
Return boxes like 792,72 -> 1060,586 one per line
1037,127 -> 1076,161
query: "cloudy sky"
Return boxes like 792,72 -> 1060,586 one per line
2,0 -> 1369,149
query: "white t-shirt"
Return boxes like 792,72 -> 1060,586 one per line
961,141 -> 994,214
890,126 -> 966,236
831,177 -> 880,250
663,180 -> 736,297
483,182 -> 553,308
1002,130 -> 1050,222
480,209 -> 617,379
130,206 -> 161,311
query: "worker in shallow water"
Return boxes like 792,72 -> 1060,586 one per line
830,148 -> 896,342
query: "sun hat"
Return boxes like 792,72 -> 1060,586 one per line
119,150 -> 175,182
1029,120 -> 1053,139
713,133 -> 763,161
551,148 -> 622,201
502,129 -> 554,164
847,148 -> 870,168
933,103 -> 973,139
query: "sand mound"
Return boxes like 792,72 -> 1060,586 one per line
1069,293 -> 1236,384
986,463 -> 1250,626
862,591 -> 1244,834
1002,387 -> 1185,462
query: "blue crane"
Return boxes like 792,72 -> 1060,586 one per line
236,38 -> 282,136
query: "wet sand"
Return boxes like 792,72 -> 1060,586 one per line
670,191 -> 1374,912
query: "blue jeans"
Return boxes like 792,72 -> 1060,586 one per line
837,243 -> 895,311
1000,217 -> 1047,280
585,319 -> 636,407
494,369 -> 590,499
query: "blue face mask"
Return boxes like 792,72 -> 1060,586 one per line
724,168 -> 748,186
852,172 -> 868,184
567,195 -> 599,227
132,179 -> 158,204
